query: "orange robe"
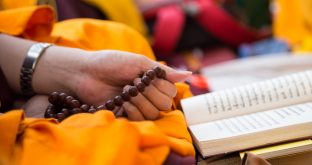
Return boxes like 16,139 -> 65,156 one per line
274,0 -> 312,52
0,4 -> 195,165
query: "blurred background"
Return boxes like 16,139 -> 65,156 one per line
44,0 -> 312,95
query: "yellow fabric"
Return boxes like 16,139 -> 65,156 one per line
274,0 -> 312,52
0,5 -> 154,59
0,4 -> 195,165
84,0 -> 148,36
0,0 -> 36,9
0,6 -> 56,42
52,18 -> 155,60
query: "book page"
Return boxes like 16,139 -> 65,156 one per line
182,70 -> 312,125
189,102 -> 312,142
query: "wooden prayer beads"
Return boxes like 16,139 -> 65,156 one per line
45,66 -> 166,121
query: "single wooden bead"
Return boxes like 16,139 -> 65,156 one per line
46,107 -> 56,115
146,70 -> 155,80
65,96 -> 74,106
114,95 -> 123,106
159,69 -> 166,79
71,108 -> 82,114
129,86 -> 138,97
56,112 -> 66,121
58,93 -> 67,104
154,66 -> 166,79
44,110 -> 51,118
61,108 -> 70,117
47,104 -> 53,108
105,100 -> 115,110
81,104 -> 90,112
48,92 -> 59,104
96,105 -> 105,110
47,113 -> 56,119
88,108 -> 97,113
141,76 -> 151,85
136,82 -> 145,92
70,100 -> 81,108
45,104 -> 56,118
121,91 -> 130,101
153,66 -> 162,78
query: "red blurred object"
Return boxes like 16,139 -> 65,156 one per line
189,74 -> 209,90
187,74 -> 210,95
142,0 -> 268,53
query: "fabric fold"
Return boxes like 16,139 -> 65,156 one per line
0,5 -> 55,42
0,110 -> 24,165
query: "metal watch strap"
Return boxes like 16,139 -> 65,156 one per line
20,43 -> 52,96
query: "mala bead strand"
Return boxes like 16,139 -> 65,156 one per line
45,67 -> 167,121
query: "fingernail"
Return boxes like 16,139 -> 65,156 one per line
177,70 -> 192,75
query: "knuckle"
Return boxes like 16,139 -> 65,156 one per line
157,97 -> 173,110
146,110 -> 160,120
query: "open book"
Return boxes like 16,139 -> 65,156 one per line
181,70 -> 312,157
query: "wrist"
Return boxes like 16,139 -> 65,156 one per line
32,45 -> 89,96
20,43 -> 52,96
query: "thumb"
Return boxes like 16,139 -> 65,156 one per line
142,59 -> 192,83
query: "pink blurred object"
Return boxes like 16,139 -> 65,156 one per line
201,47 -> 236,66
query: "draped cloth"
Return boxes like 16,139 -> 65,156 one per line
274,0 -> 312,52
0,4 -> 195,165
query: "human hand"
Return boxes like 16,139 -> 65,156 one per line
32,46 -> 191,120
72,50 -> 191,120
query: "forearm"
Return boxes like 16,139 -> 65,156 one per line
0,34 -> 35,93
0,34 -> 88,96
